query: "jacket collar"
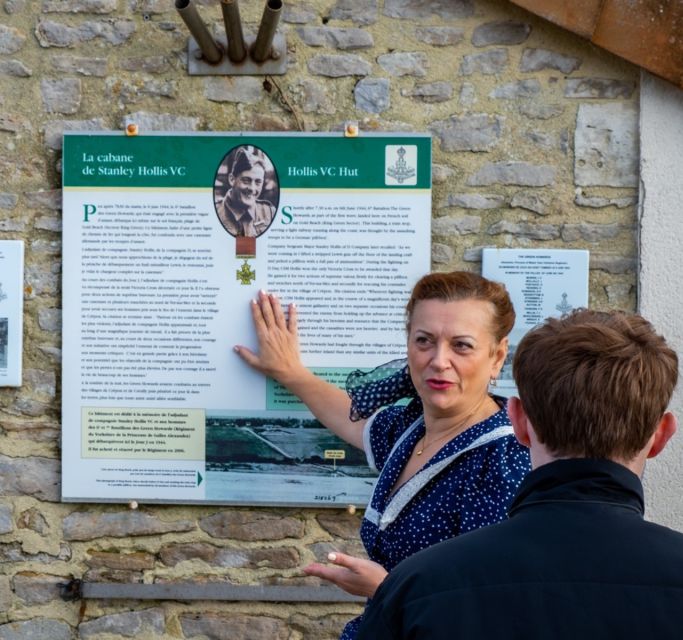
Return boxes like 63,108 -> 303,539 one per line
508,458 -> 645,517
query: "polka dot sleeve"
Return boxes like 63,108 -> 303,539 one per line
366,399 -> 424,471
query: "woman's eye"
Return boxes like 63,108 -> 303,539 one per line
415,336 -> 430,345
454,341 -> 472,351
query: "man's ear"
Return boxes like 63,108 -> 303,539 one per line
508,396 -> 531,448
646,412 -> 677,459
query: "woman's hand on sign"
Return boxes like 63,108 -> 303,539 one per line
234,290 -> 307,386
234,290 -> 366,450
303,552 -> 388,598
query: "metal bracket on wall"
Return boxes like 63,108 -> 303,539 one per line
188,33 -> 287,76
178,0 -> 287,76
58,579 -> 364,603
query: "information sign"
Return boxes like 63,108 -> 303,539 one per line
0,240 -> 23,387
61,132 -> 431,505
482,248 -> 589,397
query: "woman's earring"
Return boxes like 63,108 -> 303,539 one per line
489,376 -> 498,387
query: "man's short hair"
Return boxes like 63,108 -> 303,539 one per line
513,309 -> 678,460
229,146 -> 266,178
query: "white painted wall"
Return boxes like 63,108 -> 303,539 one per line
639,71 -> 683,531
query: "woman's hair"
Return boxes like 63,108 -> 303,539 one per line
229,146 -> 266,177
513,308 -> 679,460
405,271 -> 515,342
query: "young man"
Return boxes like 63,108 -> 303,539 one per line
217,147 -> 275,237
357,309 -> 682,640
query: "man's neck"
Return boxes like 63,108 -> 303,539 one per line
531,449 -> 647,478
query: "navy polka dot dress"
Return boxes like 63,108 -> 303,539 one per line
339,396 -> 531,639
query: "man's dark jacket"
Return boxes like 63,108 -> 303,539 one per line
357,458 -> 683,640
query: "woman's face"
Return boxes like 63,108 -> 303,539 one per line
229,164 -> 265,212
407,298 -> 507,419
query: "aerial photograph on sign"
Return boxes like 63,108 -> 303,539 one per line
205,413 -> 377,505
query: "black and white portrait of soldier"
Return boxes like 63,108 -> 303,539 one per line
214,145 -> 279,238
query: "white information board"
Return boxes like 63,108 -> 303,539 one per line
0,240 -> 23,387
61,131 -> 432,506
482,248 -> 589,397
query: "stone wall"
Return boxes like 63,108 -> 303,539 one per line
0,0 -> 639,637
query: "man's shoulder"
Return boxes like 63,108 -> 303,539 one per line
636,517 -> 683,559
359,505 -> 683,640
358,526 -> 511,639
255,199 -> 275,214
387,505 -> 683,591
219,197 -> 238,219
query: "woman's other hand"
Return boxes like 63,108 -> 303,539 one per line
303,552 -> 388,598
234,290 -> 307,386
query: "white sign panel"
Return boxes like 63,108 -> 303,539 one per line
0,240 -> 23,387
61,132 -> 432,506
482,248 -> 589,397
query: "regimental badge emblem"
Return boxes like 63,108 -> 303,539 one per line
555,292 -> 572,315
385,145 -> 417,186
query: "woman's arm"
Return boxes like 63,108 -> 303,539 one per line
234,290 -> 367,450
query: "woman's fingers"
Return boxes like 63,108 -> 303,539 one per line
253,290 -> 292,335
268,292 -> 289,331
302,553 -> 387,598
302,562 -> 330,580
302,562 -> 347,588
256,289 -> 276,328
303,562 -> 356,592
249,292 -> 281,345
287,302 -> 298,336
233,345 -> 259,369
237,291 -> 303,384
249,296 -> 268,337
327,551 -> 357,570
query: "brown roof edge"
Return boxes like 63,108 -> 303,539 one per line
509,0 -> 683,89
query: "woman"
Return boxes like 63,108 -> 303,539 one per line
234,271 -> 531,639
216,147 -> 276,237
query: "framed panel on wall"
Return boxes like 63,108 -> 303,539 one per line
0,240 -> 23,387
61,131 -> 432,507
482,247 -> 589,398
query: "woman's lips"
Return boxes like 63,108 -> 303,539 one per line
426,379 -> 453,390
